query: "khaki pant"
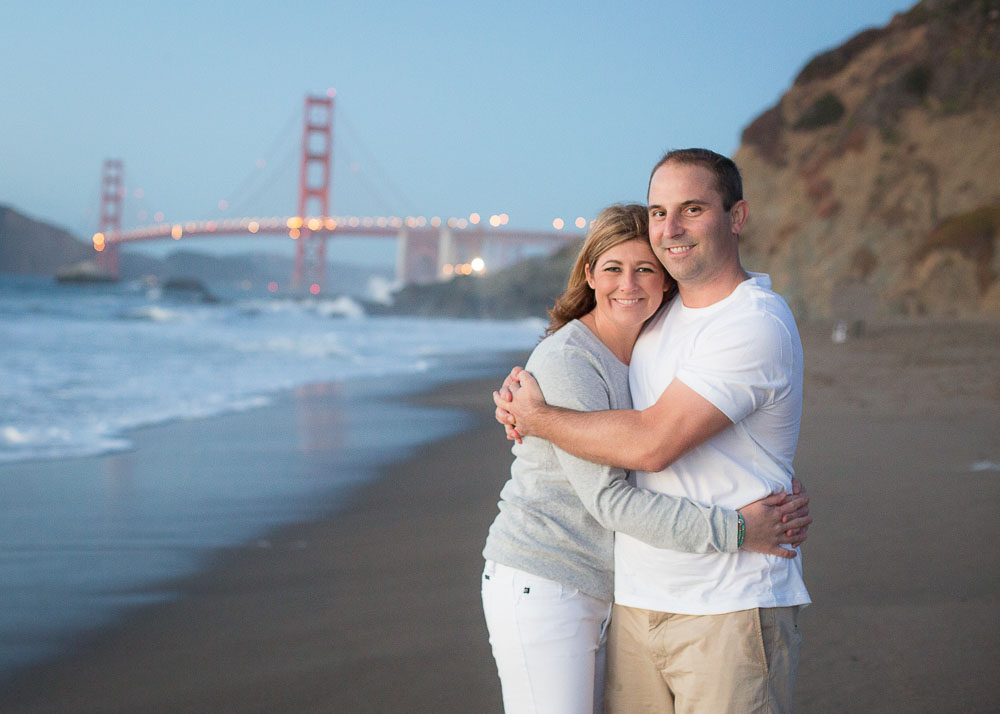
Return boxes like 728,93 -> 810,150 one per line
605,603 -> 801,713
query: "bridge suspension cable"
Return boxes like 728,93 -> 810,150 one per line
336,108 -> 419,218
212,104 -> 301,220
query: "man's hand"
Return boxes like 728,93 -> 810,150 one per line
492,366 -> 546,442
738,487 -> 812,558
493,366 -> 524,442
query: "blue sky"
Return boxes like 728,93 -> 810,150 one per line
1,0 -> 913,265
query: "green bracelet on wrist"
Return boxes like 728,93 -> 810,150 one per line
737,513 -> 746,549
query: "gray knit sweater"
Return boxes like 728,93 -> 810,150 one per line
482,320 -> 738,601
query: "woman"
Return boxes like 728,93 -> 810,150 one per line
481,204 -> 809,713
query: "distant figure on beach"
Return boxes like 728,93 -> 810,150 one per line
482,202 -> 811,713
495,149 -> 811,712
831,276 -> 878,343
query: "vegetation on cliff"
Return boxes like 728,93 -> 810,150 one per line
383,241 -> 581,320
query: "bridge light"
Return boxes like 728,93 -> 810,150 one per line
500,213 -> 509,225
289,228 -> 300,239
154,211 -> 164,222
431,216 -> 441,227
248,221 -> 260,233
489,215 -> 501,227
447,217 -> 457,228
326,88 -> 337,98
171,225 -> 183,239
267,281 -> 278,293
552,218 -> 565,230
349,216 -> 360,227
457,218 -> 468,229
325,218 -> 337,230
442,264 -> 454,276
309,284 -> 321,295
287,216 -> 303,229
469,212 -> 480,225
308,218 -> 322,231
471,257 -> 485,273
575,217 -> 586,229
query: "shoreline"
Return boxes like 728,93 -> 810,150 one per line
0,369 -> 521,712
0,352 -> 524,711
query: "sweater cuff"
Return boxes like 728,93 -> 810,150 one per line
721,507 -> 740,552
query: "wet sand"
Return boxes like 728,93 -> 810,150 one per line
1,320 -> 998,712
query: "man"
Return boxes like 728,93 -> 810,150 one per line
494,148 -> 809,712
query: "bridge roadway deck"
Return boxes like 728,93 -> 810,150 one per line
105,221 -> 582,246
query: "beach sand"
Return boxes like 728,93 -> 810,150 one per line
1,320 -> 998,712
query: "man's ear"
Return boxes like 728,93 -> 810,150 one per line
730,200 -> 749,235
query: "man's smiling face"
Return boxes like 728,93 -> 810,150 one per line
647,161 -> 745,290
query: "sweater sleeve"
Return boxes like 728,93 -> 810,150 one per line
530,344 -> 738,553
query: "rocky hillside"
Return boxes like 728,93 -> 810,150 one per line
0,206 -> 93,274
736,0 -> 1000,318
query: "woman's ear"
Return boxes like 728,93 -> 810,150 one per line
584,263 -> 595,289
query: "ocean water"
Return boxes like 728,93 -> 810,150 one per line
0,274 -> 543,679
0,275 -> 542,464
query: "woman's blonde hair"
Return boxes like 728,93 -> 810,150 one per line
545,203 -> 674,336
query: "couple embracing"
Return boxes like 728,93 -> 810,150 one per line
482,148 -> 811,713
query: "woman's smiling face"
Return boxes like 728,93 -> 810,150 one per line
585,239 -> 669,330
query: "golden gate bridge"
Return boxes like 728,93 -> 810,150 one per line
92,94 -> 583,295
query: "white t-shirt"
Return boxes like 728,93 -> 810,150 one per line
615,273 -> 811,615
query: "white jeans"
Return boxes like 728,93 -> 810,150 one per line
482,560 -> 613,714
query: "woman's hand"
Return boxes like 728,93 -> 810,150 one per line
738,484 -> 812,558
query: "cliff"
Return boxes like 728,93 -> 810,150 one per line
735,0 -> 1000,318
